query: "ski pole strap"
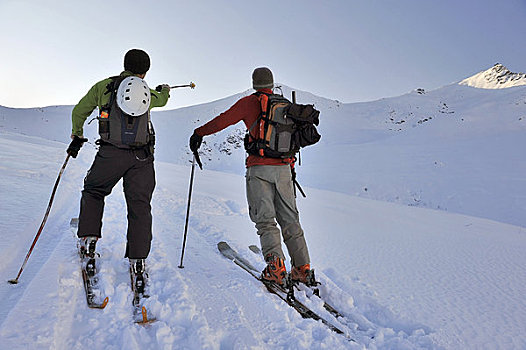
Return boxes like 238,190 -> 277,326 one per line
193,150 -> 203,170
291,167 -> 306,198
293,178 -> 306,198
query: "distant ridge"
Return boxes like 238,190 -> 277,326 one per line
459,63 -> 526,89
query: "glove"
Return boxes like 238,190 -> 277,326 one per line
67,135 -> 88,158
155,84 -> 171,92
189,132 -> 203,153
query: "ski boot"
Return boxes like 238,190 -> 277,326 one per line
78,236 -> 107,308
129,258 -> 156,324
78,236 -> 98,277
130,259 -> 148,297
261,254 -> 288,286
291,264 -> 319,287
78,236 -> 98,259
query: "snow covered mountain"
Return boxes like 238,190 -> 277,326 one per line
459,63 -> 526,89
2,68 -> 525,227
1,66 -> 526,349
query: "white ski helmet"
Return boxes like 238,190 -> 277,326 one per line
116,76 -> 151,116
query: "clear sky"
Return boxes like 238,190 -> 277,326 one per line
1,0 -> 525,110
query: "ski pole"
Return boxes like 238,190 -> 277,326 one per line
156,82 -> 196,92
178,155 -> 197,268
8,154 -> 71,284
171,82 -> 196,89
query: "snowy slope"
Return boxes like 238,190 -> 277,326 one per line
2,73 -> 526,227
1,66 -> 526,349
302,83 -> 526,228
1,132 -> 525,349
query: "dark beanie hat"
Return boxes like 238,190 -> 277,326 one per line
252,67 -> 274,90
124,49 -> 151,74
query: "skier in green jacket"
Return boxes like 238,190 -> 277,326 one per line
67,49 -> 170,288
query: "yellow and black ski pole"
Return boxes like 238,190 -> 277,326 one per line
156,82 -> 196,92
171,82 -> 196,89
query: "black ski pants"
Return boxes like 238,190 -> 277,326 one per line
77,144 -> 155,259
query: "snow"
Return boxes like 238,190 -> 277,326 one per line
459,64 -> 526,89
1,66 -> 526,349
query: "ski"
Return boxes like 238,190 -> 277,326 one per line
249,244 -> 376,336
71,218 -> 109,309
129,260 -> 156,325
218,241 -> 353,340
248,244 -> 343,318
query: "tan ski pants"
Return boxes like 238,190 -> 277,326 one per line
245,164 -> 310,267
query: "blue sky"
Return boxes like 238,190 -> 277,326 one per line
1,0 -> 525,110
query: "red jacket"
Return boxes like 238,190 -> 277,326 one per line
195,89 -> 293,168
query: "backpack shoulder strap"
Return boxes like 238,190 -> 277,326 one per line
247,92 -> 268,132
253,92 -> 270,117
104,75 -> 122,95
102,75 -> 124,110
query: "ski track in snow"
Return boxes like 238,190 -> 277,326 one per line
0,141 -> 440,349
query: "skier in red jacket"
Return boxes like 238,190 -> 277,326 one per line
189,67 -> 314,286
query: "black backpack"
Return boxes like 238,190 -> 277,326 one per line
244,91 -> 321,159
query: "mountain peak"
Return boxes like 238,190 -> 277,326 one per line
459,63 -> 526,89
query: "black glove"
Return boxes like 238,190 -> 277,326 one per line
67,136 -> 88,158
189,132 -> 203,153
155,84 -> 171,92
